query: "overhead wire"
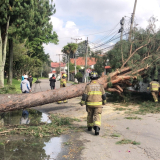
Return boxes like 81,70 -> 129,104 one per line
92,22 -> 120,44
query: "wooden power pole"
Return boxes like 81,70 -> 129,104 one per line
56,54 -> 63,79
85,37 -> 88,83
71,38 -> 82,82
119,17 -> 125,63
129,0 -> 138,42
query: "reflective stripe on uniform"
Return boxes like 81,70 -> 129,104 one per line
86,102 -> 102,105
94,121 -> 101,125
152,88 -> 158,91
87,123 -> 93,127
88,91 -> 102,95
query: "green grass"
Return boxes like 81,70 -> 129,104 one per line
108,91 -> 160,115
116,139 -> 140,145
110,133 -> 121,137
0,114 -> 81,138
2,78 -> 37,94
125,116 -> 142,120
115,108 -> 126,111
63,141 -> 72,145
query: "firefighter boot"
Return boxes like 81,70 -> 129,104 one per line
63,100 -> 68,103
88,127 -> 92,131
94,126 -> 100,135
57,101 -> 62,104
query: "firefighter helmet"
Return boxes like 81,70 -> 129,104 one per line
63,74 -> 67,77
89,71 -> 99,80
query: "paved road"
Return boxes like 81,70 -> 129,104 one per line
33,79 -> 160,160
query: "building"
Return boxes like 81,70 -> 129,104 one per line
48,62 -> 66,78
70,57 -> 96,69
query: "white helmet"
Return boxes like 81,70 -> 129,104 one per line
24,75 -> 28,79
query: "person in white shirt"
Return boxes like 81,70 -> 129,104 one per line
21,75 -> 31,93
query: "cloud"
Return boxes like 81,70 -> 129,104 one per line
44,17 -> 83,62
45,0 -> 160,61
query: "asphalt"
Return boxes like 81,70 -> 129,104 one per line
33,79 -> 160,160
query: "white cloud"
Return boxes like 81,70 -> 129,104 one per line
44,17 -> 83,62
44,0 -> 160,61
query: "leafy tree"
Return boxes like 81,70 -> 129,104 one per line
75,72 -> 83,83
62,43 -> 78,80
8,0 -> 58,84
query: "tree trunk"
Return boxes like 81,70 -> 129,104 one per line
0,64 -> 4,88
68,55 -> 69,81
7,39 -> 13,85
0,17 -> 10,87
0,66 -> 149,112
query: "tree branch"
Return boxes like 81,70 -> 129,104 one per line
121,39 -> 150,69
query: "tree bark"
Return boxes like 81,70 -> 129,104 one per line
8,39 -> 13,85
0,17 -> 10,87
0,66 -> 149,112
68,54 -> 69,81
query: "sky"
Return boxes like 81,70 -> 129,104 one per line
43,0 -> 160,62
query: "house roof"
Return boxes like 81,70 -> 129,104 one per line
105,66 -> 111,69
51,62 -> 66,68
70,57 -> 96,66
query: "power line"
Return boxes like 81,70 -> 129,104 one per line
58,29 -> 120,39
92,22 -> 120,44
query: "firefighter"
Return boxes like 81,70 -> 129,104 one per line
147,79 -> 160,102
58,74 -> 67,104
80,71 -> 106,135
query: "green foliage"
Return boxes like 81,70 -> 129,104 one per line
93,54 -> 108,75
125,116 -> 142,120
77,40 -> 91,57
68,62 -> 75,72
107,76 -> 111,82
116,139 -> 140,145
1,0 -> 59,85
111,133 -> 121,137
107,82 -> 112,88
75,72 -> 83,82
0,114 -> 80,137
62,43 -> 78,55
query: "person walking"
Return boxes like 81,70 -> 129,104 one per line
28,75 -> 33,91
21,75 -> 31,93
58,74 -> 67,104
80,71 -> 106,135
21,74 -> 25,81
49,74 -> 56,90
147,79 -> 160,102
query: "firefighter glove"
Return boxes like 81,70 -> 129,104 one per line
103,100 -> 106,105
80,100 -> 85,106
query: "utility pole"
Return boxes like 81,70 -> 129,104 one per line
85,37 -> 88,83
119,17 -> 125,63
119,17 -> 124,41
71,38 -> 82,82
56,54 -> 63,79
129,0 -> 138,42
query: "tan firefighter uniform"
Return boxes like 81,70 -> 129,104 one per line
58,76 -> 67,104
147,81 -> 160,102
81,80 -> 106,128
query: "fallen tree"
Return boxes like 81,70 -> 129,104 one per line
0,66 -> 148,112
1,17 -> 160,112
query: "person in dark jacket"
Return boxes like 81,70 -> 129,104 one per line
49,74 -> 56,90
28,75 -> 33,91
